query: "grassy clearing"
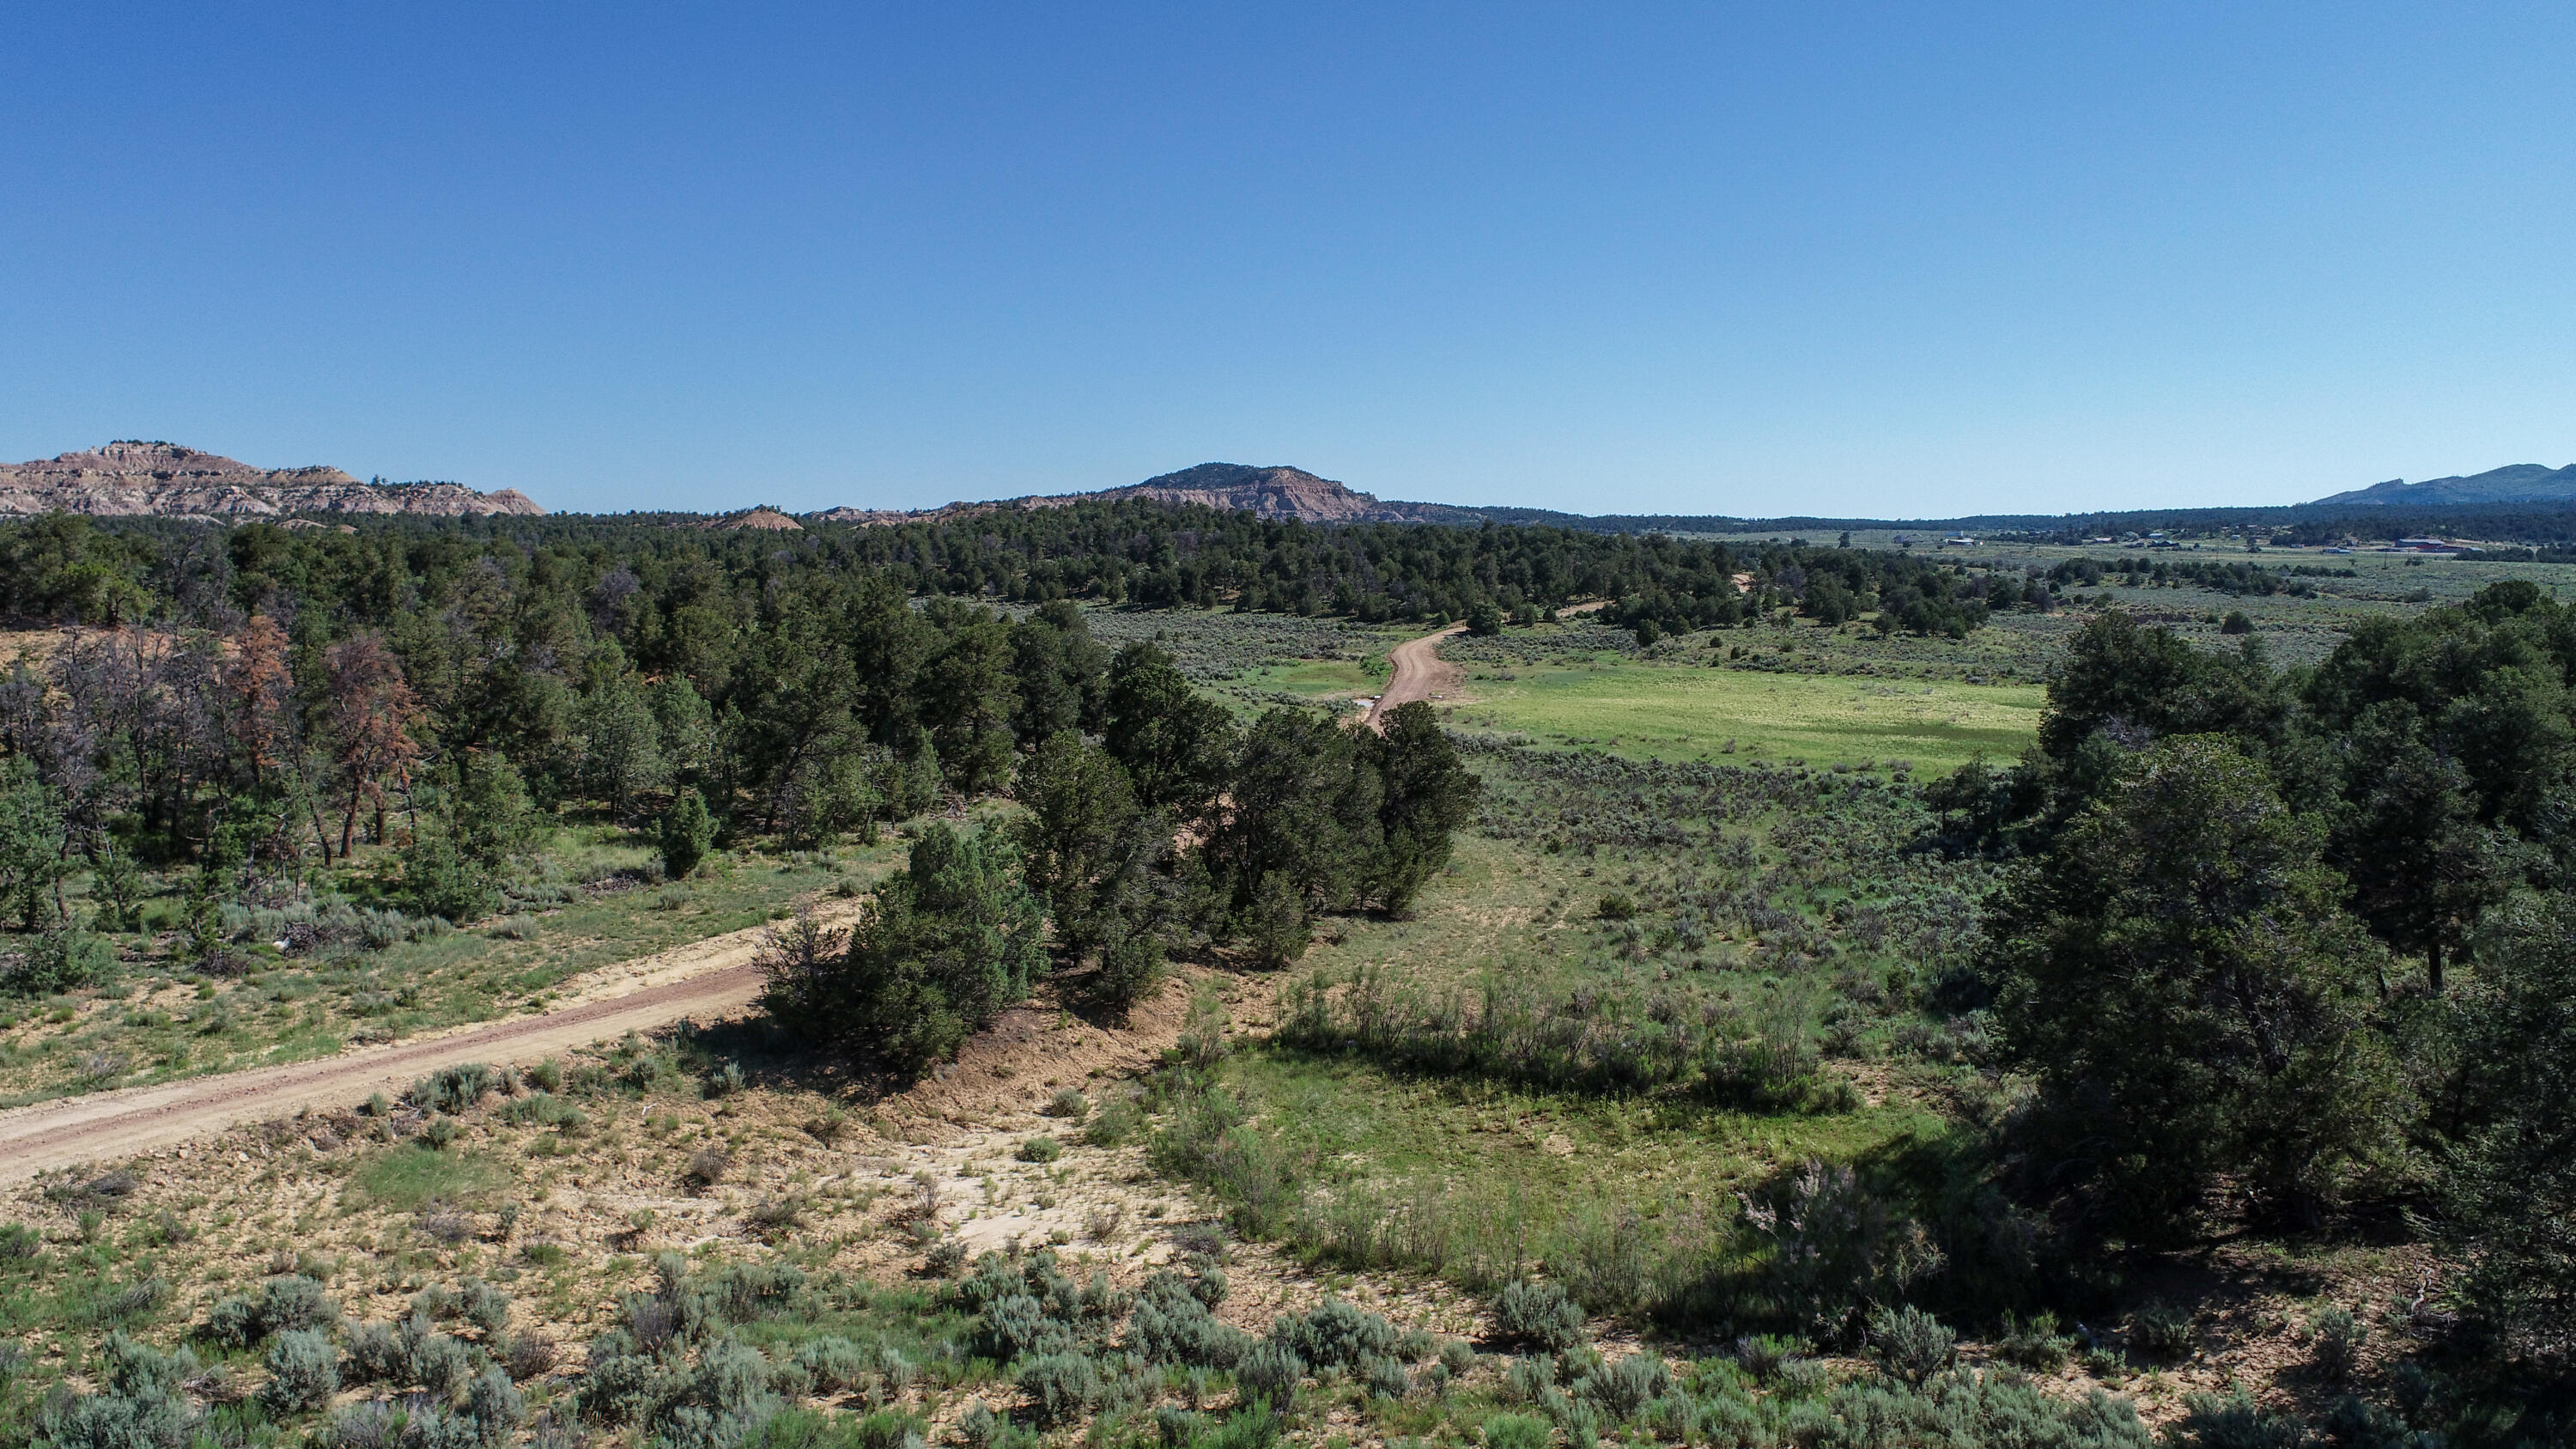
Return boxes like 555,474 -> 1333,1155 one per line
1220,655 -> 1389,716
1189,1044 -> 1949,1302
349,1146 -> 509,1211
1448,659 -> 2042,774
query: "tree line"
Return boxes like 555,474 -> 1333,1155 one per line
0,504 -> 1484,1073
0,503 -> 2021,658
1927,581 -> 2576,1365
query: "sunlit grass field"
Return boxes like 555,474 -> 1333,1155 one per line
1450,659 -> 2044,773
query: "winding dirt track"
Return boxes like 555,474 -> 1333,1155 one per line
1364,600 -> 1607,732
1363,624 -> 1469,730
0,903 -> 866,1187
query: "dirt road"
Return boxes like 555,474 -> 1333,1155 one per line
1363,600 -> 1607,732
0,903 -> 864,1187
1363,624 -> 1469,730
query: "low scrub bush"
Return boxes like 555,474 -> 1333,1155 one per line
2308,1305 -> 2362,1382
1491,1280 -> 1585,1350
1275,1298 -> 1395,1371
261,1328 -> 339,1413
412,1063 -> 498,1116
1234,1342 -> 1304,1404
1866,1305 -> 1954,1385
201,1275 -> 337,1349
1996,1309 -> 2075,1371
1016,1352 -> 1102,1427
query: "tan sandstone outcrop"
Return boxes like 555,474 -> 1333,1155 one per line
0,441 -> 544,519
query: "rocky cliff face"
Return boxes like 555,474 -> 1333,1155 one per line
0,441 -> 544,519
811,462 -> 1473,527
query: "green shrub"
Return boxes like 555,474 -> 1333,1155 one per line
2308,1305 -> 2362,1382
1996,1309 -> 2073,1371
1361,1355 -> 1410,1400
202,1275 -> 336,1349
1017,1135 -> 1063,1164
1866,1305 -> 1955,1386
465,1366 -> 526,1443
402,830 -> 501,922
1500,1356 -> 1552,1404
1733,1334 -> 1801,1382
413,1063 -> 497,1115
1234,1341 -> 1304,1403
3,928 -> 116,995
1583,1353 -> 1667,1418
2126,1301 -> 2194,1361
793,1336 -> 869,1393
1491,1280 -> 1584,1351
1129,1271 -> 1247,1368
202,1294 -> 264,1349
460,1278 -> 512,1336
1276,1298 -> 1395,1370
1204,1402 -> 1280,1449
659,788 -> 717,880
261,1328 -> 339,1413
1016,1351 -> 1102,1426
761,824 -> 1046,1071
1086,1097 -> 1144,1147
1485,1415 -> 1551,1449
2164,1390 -> 2303,1449
854,1409 -> 927,1449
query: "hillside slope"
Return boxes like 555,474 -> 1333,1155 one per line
813,461 -> 1481,527
2310,463 -> 2576,508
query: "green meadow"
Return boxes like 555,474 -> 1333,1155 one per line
1451,658 -> 2044,774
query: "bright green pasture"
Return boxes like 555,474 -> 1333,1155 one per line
1455,658 -> 2044,772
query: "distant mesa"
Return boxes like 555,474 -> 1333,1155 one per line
0,441 -> 544,519
811,462 -> 1480,528
705,506 -> 802,531
2310,464 -> 2576,508
1100,463 -> 1474,524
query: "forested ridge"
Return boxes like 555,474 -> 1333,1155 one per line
0,503 -> 2013,642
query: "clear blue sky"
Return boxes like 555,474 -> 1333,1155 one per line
4,3 -> 2571,519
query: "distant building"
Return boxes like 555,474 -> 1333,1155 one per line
1938,534 -> 1977,548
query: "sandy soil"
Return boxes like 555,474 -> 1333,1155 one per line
0,900 -> 870,1186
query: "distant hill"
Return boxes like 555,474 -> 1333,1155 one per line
0,441 -> 544,519
815,462 -> 1482,528
1103,463 -> 1480,524
2310,464 -> 2576,508
810,458 -> 2576,543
